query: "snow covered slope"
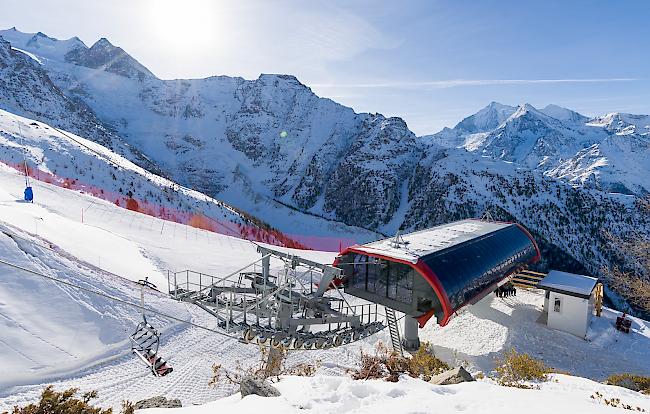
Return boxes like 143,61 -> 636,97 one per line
0,159 -> 339,391
136,374 -> 650,414
0,31 -> 382,247
427,102 -> 650,195
0,109 -> 378,249
0,163 -> 648,412
0,218 -> 189,388
0,28 -> 420,234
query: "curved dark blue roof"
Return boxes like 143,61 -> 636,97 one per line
419,224 -> 538,311
336,219 -> 540,326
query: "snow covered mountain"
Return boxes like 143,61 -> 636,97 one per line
0,34 -> 162,176
0,28 -> 648,284
426,102 -> 650,195
0,28 -> 422,239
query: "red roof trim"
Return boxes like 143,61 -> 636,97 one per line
412,259 -> 453,327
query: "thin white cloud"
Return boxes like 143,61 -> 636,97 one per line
311,78 -> 642,89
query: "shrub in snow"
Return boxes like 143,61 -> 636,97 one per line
590,391 -> 647,411
209,346 -> 321,393
4,385 -> 133,414
351,342 -> 449,382
408,342 -> 451,381
493,349 -> 550,388
607,374 -> 650,395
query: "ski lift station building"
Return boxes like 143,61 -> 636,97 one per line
537,270 -> 600,339
335,219 -> 540,338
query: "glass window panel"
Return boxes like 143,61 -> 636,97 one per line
352,254 -> 366,290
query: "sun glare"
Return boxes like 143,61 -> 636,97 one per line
147,0 -> 221,51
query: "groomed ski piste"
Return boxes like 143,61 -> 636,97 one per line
1,131 -> 649,412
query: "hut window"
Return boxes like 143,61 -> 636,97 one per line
554,298 -> 561,313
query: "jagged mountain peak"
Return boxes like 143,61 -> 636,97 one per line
0,27 -> 87,61
0,28 -> 153,80
453,101 -> 517,134
64,36 -> 155,80
511,102 -> 539,115
540,104 -> 589,124
487,101 -> 514,110
256,73 -> 308,89
91,37 -> 115,49
505,103 -> 570,127
31,31 -> 55,41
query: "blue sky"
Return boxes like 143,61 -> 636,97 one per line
1,0 -> 649,134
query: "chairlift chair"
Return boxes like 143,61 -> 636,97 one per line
130,278 -> 173,377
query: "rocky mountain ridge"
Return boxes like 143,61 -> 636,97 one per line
426,102 -> 649,196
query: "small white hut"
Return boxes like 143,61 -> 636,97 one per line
537,270 -> 599,339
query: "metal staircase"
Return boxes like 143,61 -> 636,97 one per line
385,307 -> 403,356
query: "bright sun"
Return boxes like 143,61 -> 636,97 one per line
147,0 -> 221,50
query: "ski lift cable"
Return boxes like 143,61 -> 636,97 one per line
0,257 -> 241,340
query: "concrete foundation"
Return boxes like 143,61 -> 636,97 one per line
402,315 -> 421,351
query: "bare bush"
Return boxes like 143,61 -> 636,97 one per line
590,391 -> 646,411
209,346 -> 321,389
606,268 -> 650,314
350,342 -> 449,382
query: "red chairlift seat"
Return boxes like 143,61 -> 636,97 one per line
130,278 -> 173,377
